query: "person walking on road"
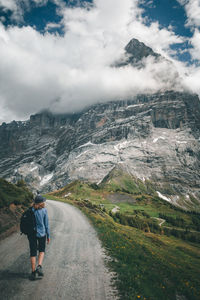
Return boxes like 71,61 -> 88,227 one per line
28,194 -> 50,280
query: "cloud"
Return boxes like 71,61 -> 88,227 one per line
0,0 -> 198,124
183,66 -> 200,95
45,22 -> 62,31
0,0 -> 24,21
177,0 -> 200,28
177,0 -> 200,67
189,28 -> 200,59
0,0 -> 49,22
0,0 -> 17,11
184,0 -> 200,28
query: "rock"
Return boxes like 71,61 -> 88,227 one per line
123,38 -> 160,66
0,38 -> 199,210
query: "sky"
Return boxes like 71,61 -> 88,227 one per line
0,0 -> 200,124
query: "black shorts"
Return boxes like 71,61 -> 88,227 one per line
28,234 -> 46,257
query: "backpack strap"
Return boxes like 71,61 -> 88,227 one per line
30,207 -> 37,231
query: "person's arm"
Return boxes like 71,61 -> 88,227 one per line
44,209 -> 50,243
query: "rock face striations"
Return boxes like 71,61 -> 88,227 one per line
0,38 -> 200,209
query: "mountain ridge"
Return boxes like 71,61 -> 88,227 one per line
0,38 -> 199,210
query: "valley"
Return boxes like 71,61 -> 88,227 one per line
0,36 -> 200,300
46,171 -> 200,300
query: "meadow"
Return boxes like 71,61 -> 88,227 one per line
46,174 -> 200,300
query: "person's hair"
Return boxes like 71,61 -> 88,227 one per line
33,202 -> 45,210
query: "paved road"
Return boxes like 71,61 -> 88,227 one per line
0,200 -> 117,300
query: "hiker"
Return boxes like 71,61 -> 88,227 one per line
28,194 -> 50,280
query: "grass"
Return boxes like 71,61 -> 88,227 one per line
45,176 -> 200,300
49,179 -> 200,231
0,178 -> 33,237
87,211 -> 200,300
0,178 -> 33,208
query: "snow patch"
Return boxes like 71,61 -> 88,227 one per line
40,173 -> 53,186
126,104 -> 144,109
78,141 -> 95,148
115,108 -> 125,112
114,145 -> 119,151
76,150 -> 89,159
114,141 -> 130,151
156,191 -> 172,203
97,179 -> 102,185
176,141 -> 187,144
111,206 -> 120,214
153,137 -> 165,143
64,193 -> 71,198
30,166 -> 38,172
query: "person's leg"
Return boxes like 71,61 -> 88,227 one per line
38,252 -> 45,266
37,236 -> 46,266
28,234 -> 37,280
36,236 -> 46,276
30,256 -> 36,272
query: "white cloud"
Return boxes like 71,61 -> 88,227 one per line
177,1 -> 200,66
33,0 -> 48,5
183,66 -> 200,95
177,0 -> 200,28
185,0 -> 200,27
0,0 -> 198,124
0,0 -> 17,11
0,0 -> 24,21
45,22 -> 62,31
189,29 -> 200,60
0,0 -> 50,22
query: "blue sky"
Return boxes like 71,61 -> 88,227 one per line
0,0 -> 200,123
0,0 -> 199,64
0,1 -> 195,35
141,0 -> 192,37
0,1 -> 196,37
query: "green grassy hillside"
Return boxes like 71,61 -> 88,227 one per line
0,178 -> 33,237
0,178 -> 33,208
47,173 -> 200,300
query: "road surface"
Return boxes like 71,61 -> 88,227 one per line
0,200 -> 117,300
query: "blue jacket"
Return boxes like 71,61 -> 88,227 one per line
32,207 -> 50,239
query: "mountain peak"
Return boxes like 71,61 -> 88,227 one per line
125,38 -> 159,59
125,38 -> 160,66
115,37 -> 160,68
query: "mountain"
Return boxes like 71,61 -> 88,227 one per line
116,38 -> 160,67
0,38 -> 199,209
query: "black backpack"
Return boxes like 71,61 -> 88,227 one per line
20,207 -> 36,235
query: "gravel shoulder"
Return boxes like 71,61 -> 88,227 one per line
0,200 -> 117,300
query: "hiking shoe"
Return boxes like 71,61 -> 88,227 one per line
29,271 -> 36,281
36,265 -> 44,277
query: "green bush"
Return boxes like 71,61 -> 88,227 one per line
0,178 -> 33,208
112,212 -> 162,234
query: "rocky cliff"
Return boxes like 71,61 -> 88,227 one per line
0,38 -> 199,209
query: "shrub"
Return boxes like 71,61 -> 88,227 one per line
0,178 -> 33,208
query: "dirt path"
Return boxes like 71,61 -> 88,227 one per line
0,200 -> 117,300
153,217 -> 166,226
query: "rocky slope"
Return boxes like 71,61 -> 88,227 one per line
0,38 -> 199,209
